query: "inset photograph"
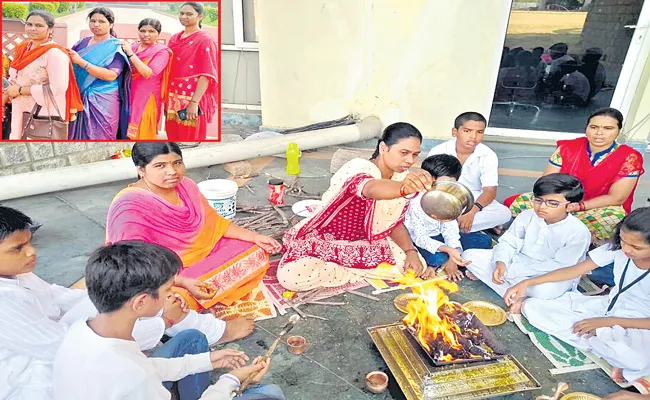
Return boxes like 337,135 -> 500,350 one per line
2,1 -> 220,141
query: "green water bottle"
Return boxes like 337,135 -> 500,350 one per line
286,142 -> 301,176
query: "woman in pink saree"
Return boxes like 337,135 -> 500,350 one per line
278,123 -> 434,292
106,143 -> 282,319
121,18 -> 172,140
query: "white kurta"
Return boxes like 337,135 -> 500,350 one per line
54,321 -> 240,400
427,139 -> 511,232
464,209 -> 591,298
522,244 -> 650,381
0,273 -> 225,400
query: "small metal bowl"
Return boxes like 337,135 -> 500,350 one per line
420,180 -> 475,221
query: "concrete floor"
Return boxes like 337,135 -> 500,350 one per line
3,138 -> 649,400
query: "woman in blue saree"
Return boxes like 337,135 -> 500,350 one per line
67,7 -> 131,140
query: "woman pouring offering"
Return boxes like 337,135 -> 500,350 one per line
278,122 -> 435,292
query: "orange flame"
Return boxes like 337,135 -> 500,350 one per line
394,270 -> 481,360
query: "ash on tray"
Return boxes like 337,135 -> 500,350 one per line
405,303 -> 508,366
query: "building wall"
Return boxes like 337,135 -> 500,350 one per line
0,143 -> 134,176
256,0 -> 511,137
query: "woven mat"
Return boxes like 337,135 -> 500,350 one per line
210,282 -> 277,322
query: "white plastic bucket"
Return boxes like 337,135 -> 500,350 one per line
197,179 -> 239,220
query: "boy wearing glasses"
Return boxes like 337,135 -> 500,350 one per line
463,173 -> 591,313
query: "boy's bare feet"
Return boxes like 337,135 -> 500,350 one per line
465,270 -> 478,281
611,367 -> 625,383
215,316 -> 255,345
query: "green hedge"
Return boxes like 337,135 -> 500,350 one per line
169,3 -> 180,12
29,2 -> 58,13
204,6 -> 218,22
57,2 -> 70,13
2,3 -> 28,18
77,2 -> 85,6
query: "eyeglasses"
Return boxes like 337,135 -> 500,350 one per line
531,196 -> 570,208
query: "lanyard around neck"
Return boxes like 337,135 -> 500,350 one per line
606,259 -> 650,312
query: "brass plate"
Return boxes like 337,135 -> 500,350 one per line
462,301 -> 508,327
393,293 -> 420,313
367,322 -> 540,400
561,393 -> 601,400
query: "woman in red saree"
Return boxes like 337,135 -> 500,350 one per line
165,2 -> 218,141
122,19 -> 172,140
278,123 -> 434,292
506,108 -> 645,242
106,143 -> 282,320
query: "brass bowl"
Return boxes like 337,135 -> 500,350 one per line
420,180 -> 475,222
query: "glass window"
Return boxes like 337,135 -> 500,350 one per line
489,2 -> 644,134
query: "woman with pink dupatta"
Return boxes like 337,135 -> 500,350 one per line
121,18 -> 172,140
278,123 -> 434,292
165,2 -> 218,141
106,142 -> 282,341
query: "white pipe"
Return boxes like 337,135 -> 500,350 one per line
0,117 -> 382,201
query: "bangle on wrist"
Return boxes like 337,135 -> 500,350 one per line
474,202 -> 484,211
190,100 -> 198,104
404,248 -> 418,254
83,62 -> 90,70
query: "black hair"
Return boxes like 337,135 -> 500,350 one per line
138,18 -> 162,34
86,241 -> 181,313
181,2 -> 205,28
453,111 -> 487,129
587,107 -> 624,130
370,122 -> 422,160
26,10 -> 55,28
550,42 -> 568,53
421,154 -> 462,180
610,207 -> 650,250
132,142 -> 183,168
0,206 -> 33,242
88,7 -> 117,38
532,173 -> 584,203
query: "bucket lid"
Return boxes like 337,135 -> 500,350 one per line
269,178 -> 284,185
198,179 -> 239,195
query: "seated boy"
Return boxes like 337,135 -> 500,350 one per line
427,111 -> 511,234
405,154 -> 492,281
0,206 -> 245,400
54,240 -> 284,400
464,173 -> 591,309
505,207 -> 650,384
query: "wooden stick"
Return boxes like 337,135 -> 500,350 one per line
273,205 -> 289,226
308,301 -> 346,306
346,289 -> 380,301
371,276 -> 448,295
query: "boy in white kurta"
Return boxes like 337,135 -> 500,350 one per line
505,207 -> 650,383
464,173 -> 591,306
0,206 -> 223,400
427,112 -> 511,234
54,241 -> 284,400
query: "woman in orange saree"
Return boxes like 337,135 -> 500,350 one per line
122,19 -> 172,140
106,142 -> 282,317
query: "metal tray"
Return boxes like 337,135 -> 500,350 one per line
367,322 -> 541,400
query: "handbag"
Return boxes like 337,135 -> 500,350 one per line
21,84 -> 68,140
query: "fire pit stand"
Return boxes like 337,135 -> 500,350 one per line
367,322 -> 540,400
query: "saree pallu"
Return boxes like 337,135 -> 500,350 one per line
106,177 -> 269,310
278,159 -> 413,291
165,30 -> 218,141
127,43 -> 172,140
68,38 -> 131,140
509,192 -> 626,241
